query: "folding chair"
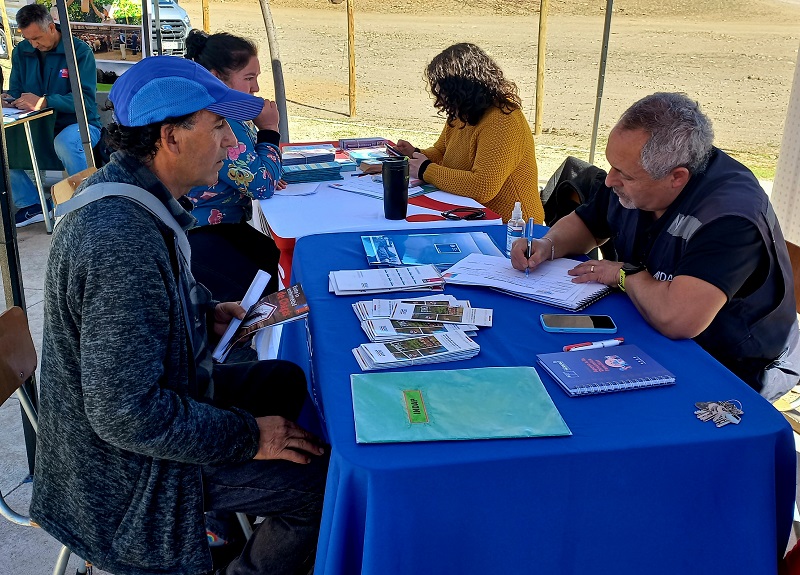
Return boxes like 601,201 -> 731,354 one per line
0,306 -> 89,575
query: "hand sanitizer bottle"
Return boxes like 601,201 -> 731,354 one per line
506,202 -> 525,256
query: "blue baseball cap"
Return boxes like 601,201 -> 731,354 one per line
109,56 -> 265,127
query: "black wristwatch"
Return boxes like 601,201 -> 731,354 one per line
617,263 -> 647,292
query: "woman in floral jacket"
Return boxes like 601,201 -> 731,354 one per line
185,29 -> 282,300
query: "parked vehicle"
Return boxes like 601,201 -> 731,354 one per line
3,0 -> 191,57
0,22 -> 8,59
150,0 -> 191,56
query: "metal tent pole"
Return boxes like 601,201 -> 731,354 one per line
588,0 -> 614,165
54,0 -> 95,171
0,120 -> 37,475
257,0 -> 289,143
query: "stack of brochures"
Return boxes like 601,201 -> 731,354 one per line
352,295 -> 483,342
352,330 -> 480,371
212,271 -> 309,362
443,254 -> 611,311
536,344 -> 676,396
361,231 -> 504,270
282,144 -> 336,166
329,177 -> 428,200
329,264 -> 444,295
350,367 -> 571,443
282,161 -> 343,183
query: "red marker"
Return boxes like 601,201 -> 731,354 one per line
563,337 -> 624,352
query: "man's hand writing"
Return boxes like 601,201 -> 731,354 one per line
212,301 -> 246,338
254,416 -> 325,464
510,237 -> 549,272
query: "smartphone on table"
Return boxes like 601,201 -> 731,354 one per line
539,314 -> 617,333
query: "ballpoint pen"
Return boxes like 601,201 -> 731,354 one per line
524,217 -> 535,277
563,337 -> 624,352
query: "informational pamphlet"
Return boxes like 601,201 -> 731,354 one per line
329,265 -> 444,295
213,279 -> 309,362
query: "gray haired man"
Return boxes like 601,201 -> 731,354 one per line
512,92 -> 798,401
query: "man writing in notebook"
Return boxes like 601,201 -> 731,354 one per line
31,57 -> 327,575
511,92 -> 798,402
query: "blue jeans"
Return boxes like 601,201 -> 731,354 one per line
204,360 -> 328,575
9,123 -> 101,209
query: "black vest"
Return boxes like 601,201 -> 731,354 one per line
607,149 -> 796,391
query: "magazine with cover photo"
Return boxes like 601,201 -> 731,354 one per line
213,283 -> 309,363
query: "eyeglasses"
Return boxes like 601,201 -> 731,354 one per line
441,207 -> 486,221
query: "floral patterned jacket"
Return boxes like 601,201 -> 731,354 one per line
186,119 -> 281,226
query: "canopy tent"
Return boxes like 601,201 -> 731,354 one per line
770,39 -> 800,244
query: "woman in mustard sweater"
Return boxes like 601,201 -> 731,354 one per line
396,43 -> 544,223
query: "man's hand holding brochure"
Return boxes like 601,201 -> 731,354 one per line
213,270 -> 310,362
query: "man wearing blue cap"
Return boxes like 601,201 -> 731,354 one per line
30,56 -> 328,575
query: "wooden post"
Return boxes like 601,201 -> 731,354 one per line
202,0 -> 210,32
534,0 -> 549,135
346,0 -> 356,117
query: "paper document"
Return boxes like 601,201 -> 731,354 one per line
329,265 -> 444,295
443,254 -> 611,311
329,176 -> 427,199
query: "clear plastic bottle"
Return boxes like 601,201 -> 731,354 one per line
506,202 -> 525,256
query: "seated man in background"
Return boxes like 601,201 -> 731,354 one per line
3,3 -> 102,227
512,92 -> 799,401
30,56 -> 328,575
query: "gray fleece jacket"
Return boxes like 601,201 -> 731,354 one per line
30,151 -> 260,575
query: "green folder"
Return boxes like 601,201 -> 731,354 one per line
350,366 -> 571,443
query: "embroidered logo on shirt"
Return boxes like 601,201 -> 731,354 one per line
60,68 -> 69,78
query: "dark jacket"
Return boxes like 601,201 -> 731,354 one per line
30,152 -> 260,575
606,149 -> 797,391
9,25 -> 101,133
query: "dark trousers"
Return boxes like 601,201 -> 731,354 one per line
189,221 -> 281,303
204,360 -> 329,575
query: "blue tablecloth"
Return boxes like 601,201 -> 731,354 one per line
283,225 -> 795,575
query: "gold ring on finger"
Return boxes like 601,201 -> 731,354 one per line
591,265 -> 595,273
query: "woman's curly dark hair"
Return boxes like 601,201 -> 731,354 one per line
105,107 -> 197,162
426,43 -> 521,127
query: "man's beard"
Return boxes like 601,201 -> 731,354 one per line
613,188 -> 636,210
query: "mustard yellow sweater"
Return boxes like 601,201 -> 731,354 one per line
420,106 -> 543,223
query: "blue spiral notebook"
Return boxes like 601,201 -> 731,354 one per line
536,344 -> 676,397
350,366 -> 571,443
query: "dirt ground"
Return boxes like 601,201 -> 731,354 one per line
2,0 -> 798,179
178,0 -> 800,180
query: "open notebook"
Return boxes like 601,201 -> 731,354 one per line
443,254 -> 610,311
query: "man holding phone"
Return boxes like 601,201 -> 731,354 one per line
511,92 -> 798,401
4,3 -> 102,227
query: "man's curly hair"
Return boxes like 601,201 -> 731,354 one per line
426,43 -> 521,127
104,110 -> 197,162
